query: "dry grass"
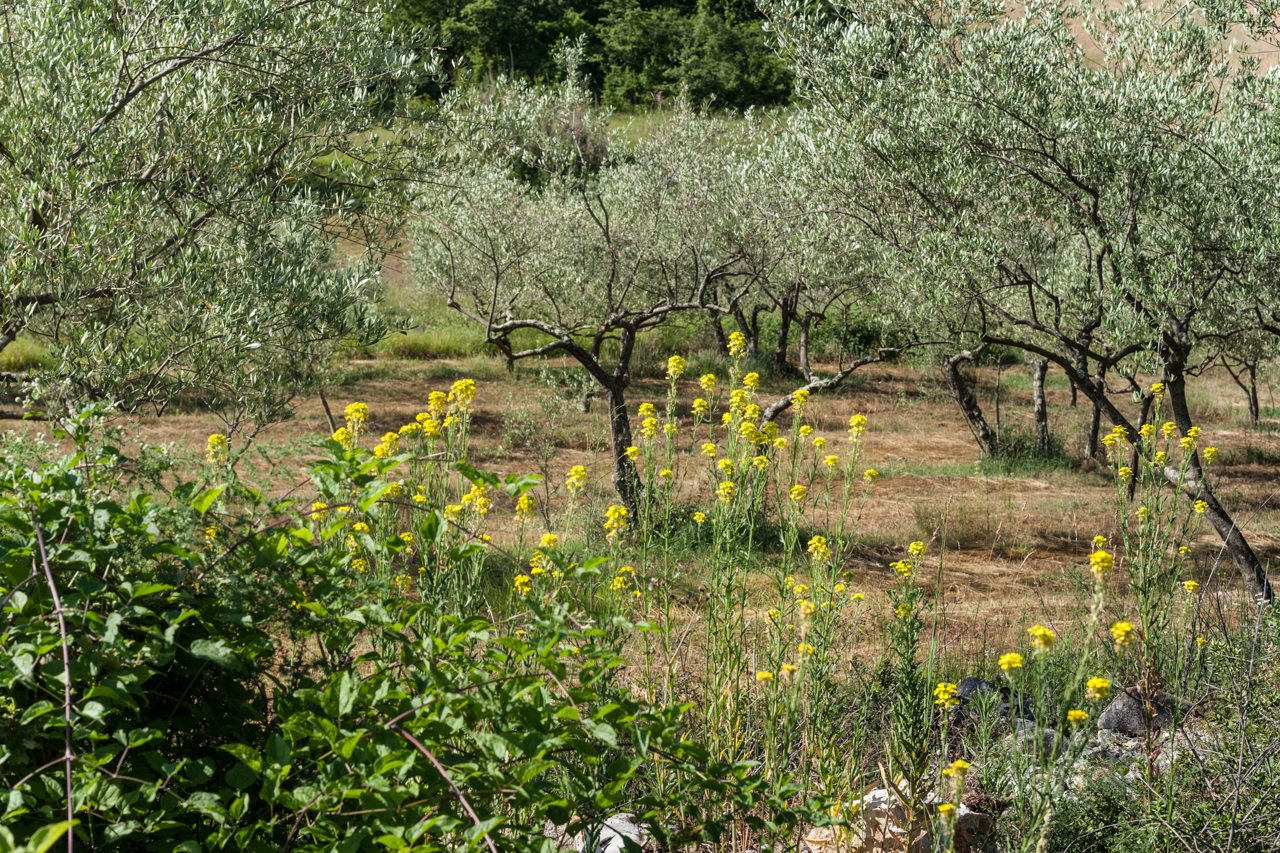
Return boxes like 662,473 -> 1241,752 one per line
7,353 -> 1277,653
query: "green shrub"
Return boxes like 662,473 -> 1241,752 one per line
0,412 -> 812,850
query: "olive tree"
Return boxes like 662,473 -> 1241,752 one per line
766,0 -> 1280,600
0,0 -> 433,430
413,65 -> 773,508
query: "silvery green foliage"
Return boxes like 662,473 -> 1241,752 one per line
0,0 -> 434,429
765,0 -> 1280,372
414,50 -> 781,502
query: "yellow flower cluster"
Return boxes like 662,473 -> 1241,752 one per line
1110,621 -> 1134,647
332,427 -> 354,448
728,332 -> 747,358
604,505 -> 630,541
792,389 -> 810,412
1184,580 -> 1199,593
461,483 -> 490,515
998,652 -> 1023,671
789,484 -> 808,501
1086,676 -> 1110,699
344,402 -> 369,439
666,355 -> 687,380
863,468 -> 879,483
716,481 -> 736,503
515,493 -> 535,521
807,536 -> 830,560
692,398 -> 710,417
1193,500 -> 1208,514
640,417 -> 658,438
566,465 -> 588,495
625,446 -> 640,461
514,574 -> 532,596
374,431 -> 400,458
700,373 -> 717,392
206,433 -> 229,464
448,379 -> 476,413
933,682 -> 960,709
1067,709 -> 1088,724
848,414 -> 867,440
1028,625 -> 1056,652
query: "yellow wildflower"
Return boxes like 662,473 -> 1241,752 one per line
798,642 -> 816,656
792,389 -> 810,411
1194,500 -> 1208,514
716,481 -> 736,503
1204,446 -> 1218,461
701,442 -> 717,458
863,468 -> 879,483
700,373 -> 717,392
755,670 -> 774,682
998,652 -> 1023,671
823,454 -> 839,467
1150,382 -> 1165,398
667,355 -> 686,380
1068,709 -> 1088,724
807,536 -> 831,560
640,417 -> 658,438
566,465 -> 588,495
789,484 -> 808,501
799,425 -> 814,438
1110,621 -> 1134,647
693,512 -> 707,525
1184,580 -> 1199,593
933,682 -> 959,709
206,433 -> 229,464
1028,625 -> 1056,652
1086,677 -> 1110,699
728,333 -> 747,358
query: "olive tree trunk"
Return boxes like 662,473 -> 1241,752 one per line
1032,359 -> 1049,454
945,350 -> 999,456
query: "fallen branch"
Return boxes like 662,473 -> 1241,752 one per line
757,343 -> 938,425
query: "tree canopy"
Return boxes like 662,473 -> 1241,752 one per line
0,0 -> 434,430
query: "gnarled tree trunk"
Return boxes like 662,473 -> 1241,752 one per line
945,350 -> 999,456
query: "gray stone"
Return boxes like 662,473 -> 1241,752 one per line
957,677 -> 998,698
544,815 -> 651,853
1097,689 -> 1188,737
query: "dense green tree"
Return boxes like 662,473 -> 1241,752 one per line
389,0 -> 792,108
